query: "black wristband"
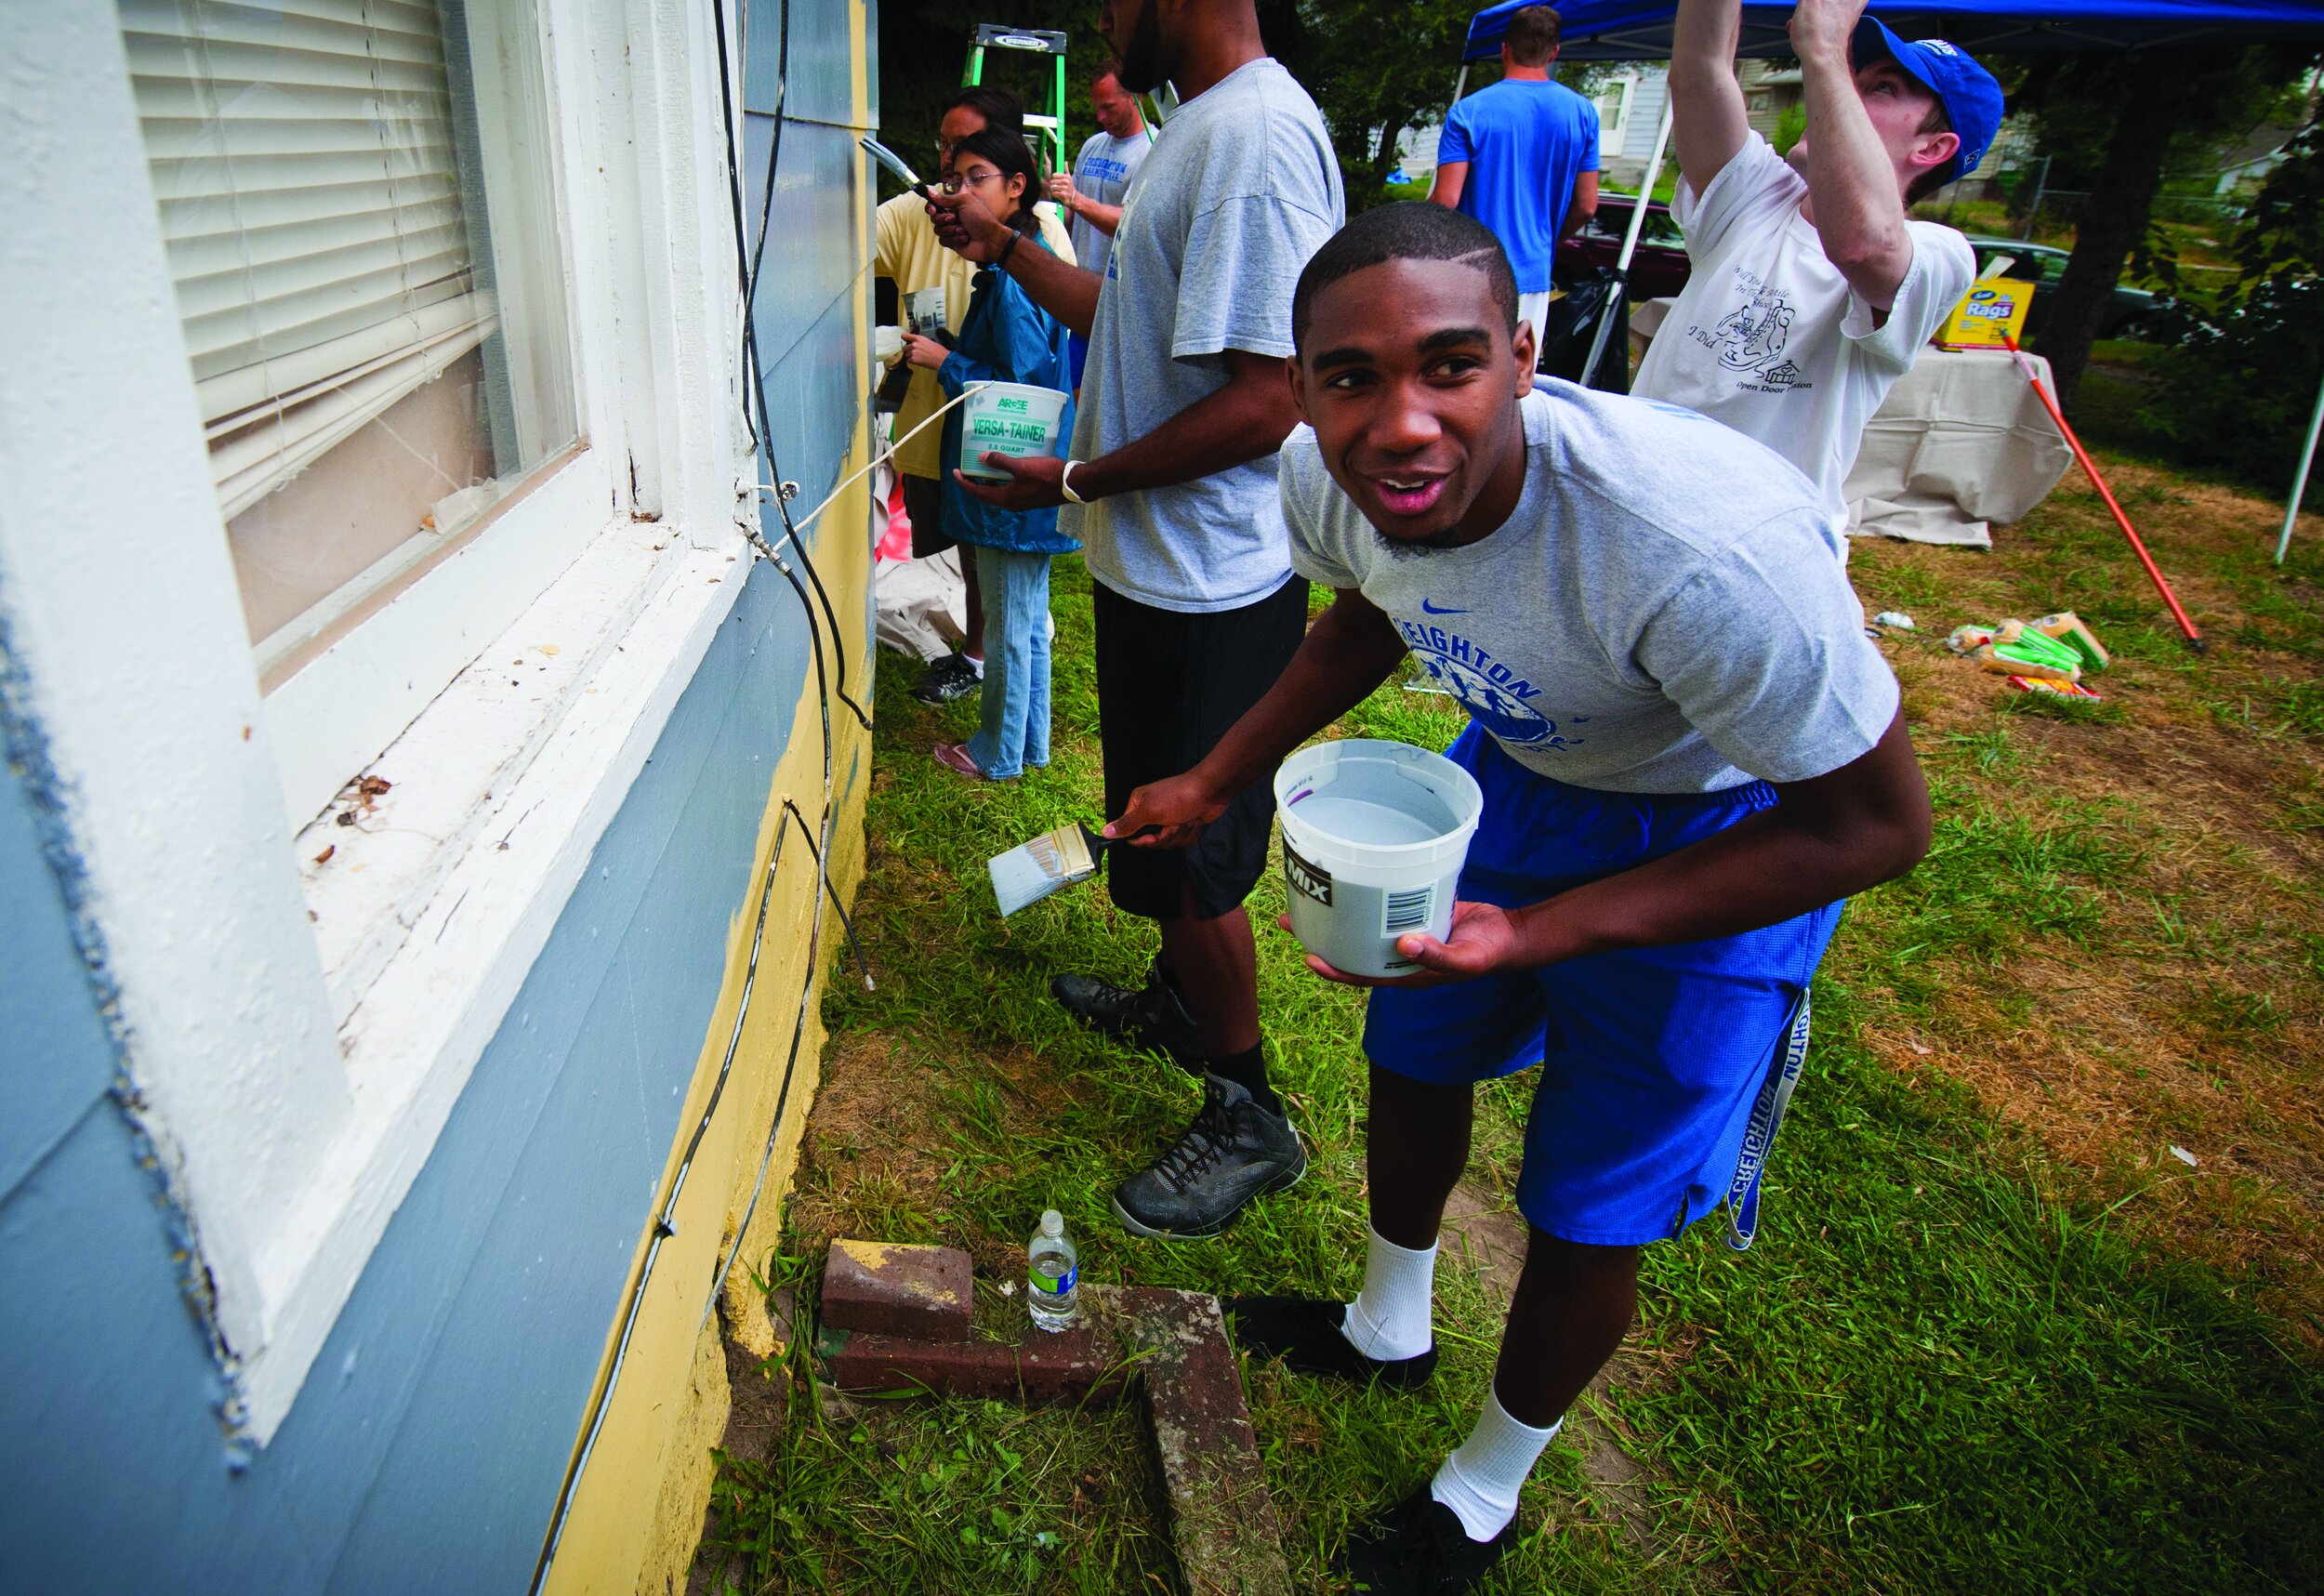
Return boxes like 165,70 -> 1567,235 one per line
996,230 -> 1022,270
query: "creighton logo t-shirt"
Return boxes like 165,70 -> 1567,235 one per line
1279,384 -> 1899,795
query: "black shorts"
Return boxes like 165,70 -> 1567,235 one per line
904,473 -> 954,560
1094,576 -> 1311,921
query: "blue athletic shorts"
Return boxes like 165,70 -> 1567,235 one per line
1068,332 -> 1089,389
1363,724 -> 1842,1248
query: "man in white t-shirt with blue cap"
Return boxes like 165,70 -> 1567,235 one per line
1636,0 -> 2003,528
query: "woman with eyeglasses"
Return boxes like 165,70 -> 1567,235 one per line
901,127 -> 1077,784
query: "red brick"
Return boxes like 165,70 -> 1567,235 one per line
819,1238 -> 972,1340
1114,1289 -> 1291,1595
819,1283 -> 1291,1593
821,1323 -> 1134,1405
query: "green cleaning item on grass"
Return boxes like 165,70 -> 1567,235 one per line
1992,627 -> 2082,675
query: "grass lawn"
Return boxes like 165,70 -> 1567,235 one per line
693,451 -> 2324,1594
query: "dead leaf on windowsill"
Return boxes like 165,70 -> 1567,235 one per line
313,844 -> 335,864
335,811 -> 357,827
535,643 -> 561,656
357,774 -> 392,800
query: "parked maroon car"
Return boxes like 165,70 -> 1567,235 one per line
1554,198 -> 1691,301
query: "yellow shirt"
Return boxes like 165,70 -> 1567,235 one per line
876,192 -> 1076,480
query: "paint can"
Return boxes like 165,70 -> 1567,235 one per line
1274,739 -> 1483,980
957,381 -> 1069,482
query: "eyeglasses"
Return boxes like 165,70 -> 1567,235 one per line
934,138 -> 964,156
937,169 -> 1004,195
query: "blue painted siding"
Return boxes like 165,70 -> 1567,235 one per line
0,562 -> 838,1593
0,0 -> 872,1583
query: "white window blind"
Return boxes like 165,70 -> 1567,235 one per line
125,0 -> 497,520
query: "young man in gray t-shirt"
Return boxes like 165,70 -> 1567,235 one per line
933,0 -> 1342,1241
1109,204 -> 1933,1590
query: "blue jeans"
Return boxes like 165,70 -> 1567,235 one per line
967,544 -> 1051,779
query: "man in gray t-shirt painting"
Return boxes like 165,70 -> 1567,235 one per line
1108,204 -> 1934,1590
932,0 -> 1342,1241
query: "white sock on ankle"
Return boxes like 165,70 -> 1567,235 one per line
1429,1389 -> 1561,1542
1339,1225 -> 1437,1362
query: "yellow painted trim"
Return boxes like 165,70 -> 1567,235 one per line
538,3 -> 880,1589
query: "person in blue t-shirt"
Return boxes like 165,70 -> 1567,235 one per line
1427,4 -> 1599,360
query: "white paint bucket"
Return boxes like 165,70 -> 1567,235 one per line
957,381 -> 1069,482
1274,739 -> 1484,979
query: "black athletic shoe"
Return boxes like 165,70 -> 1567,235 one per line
1226,1296 -> 1438,1388
1112,1075 -> 1305,1238
1049,961 -> 1203,1073
1339,1487 -> 1517,1595
908,653 -> 981,706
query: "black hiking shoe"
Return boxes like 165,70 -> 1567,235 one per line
908,653 -> 982,706
1226,1296 -> 1438,1389
1111,1075 -> 1305,1238
1050,961 -> 1202,1073
1338,1486 -> 1517,1595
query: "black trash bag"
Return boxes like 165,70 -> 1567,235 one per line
1536,267 -> 1631,393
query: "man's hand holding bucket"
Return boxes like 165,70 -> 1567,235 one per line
1111,770 -> 1525,989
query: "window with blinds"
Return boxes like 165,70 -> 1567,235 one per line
123,0 -> 575,672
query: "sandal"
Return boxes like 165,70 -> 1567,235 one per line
931,742 -> 987,779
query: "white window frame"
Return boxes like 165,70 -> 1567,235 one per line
0,0 -> 775,1445
1596,73 -> 1636,149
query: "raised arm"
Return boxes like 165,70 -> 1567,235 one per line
1668,0 -> 1751,197
1109,589 -> 1411,845
1050,174 -> 1126,237
1316,710 -> 1932,986
1789,0 -> 1922,310
929,187 -> 1104,336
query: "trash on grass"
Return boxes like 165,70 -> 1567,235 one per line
1872,611 -> 1916,630
2169,1145 -> 2199,1168
2029,611 -> 2110,672
1948,615 -> 2107,685
2008,675 -> 2103,701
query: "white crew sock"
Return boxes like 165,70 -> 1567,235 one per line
1339,1226 -> 1437,1362
1429,1390 -> 1561,1541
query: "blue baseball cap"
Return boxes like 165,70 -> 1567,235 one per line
1851,18 -> 2003,185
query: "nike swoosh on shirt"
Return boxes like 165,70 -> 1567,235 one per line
1419,600 -> 1470,615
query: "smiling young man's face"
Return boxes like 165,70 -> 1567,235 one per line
1291,257 -> 1538,550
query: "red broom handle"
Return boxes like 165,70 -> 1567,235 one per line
2004,334 -> 2204,651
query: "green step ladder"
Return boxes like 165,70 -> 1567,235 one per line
963,22 -> 1069,178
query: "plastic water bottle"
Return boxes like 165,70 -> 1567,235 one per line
1027,1209 -> 1079,1332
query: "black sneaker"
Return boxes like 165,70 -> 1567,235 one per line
1339,1487 -> 1517,1595
1050,961 -> 1202,1073
1226,1296 -> 1437,1388
1111,1075 -> 1305,1238
908,653 -> 982,705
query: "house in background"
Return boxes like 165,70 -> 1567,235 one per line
1394,66 -> 1671,193
0,0 -> 878,1589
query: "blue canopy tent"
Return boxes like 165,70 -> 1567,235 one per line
1452,0 -> 2324,555
1463,0 -> 2324,60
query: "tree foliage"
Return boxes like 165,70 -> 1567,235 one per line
2140,112 -> 2324,489
1287,0 -> 1474,211
2011,44 -> 2316,409
873,0 -> 1120,193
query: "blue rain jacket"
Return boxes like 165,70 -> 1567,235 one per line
936,243 -> 1079,555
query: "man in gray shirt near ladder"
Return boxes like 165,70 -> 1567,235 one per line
933,0 -> 1343,1239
